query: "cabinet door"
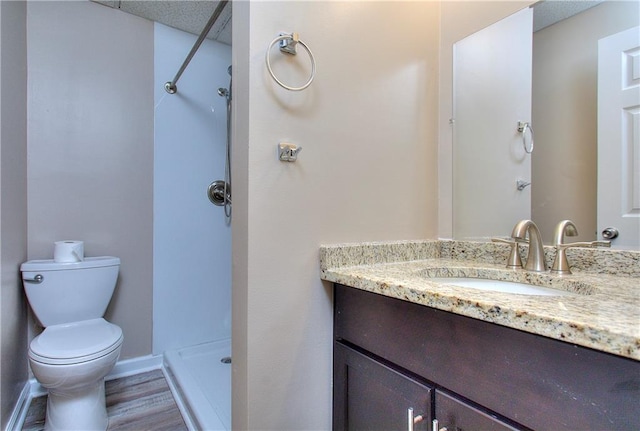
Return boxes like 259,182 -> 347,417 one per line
435,390 -> 520,431
334,342 -> 432,431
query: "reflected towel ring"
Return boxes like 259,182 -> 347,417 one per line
518,121 -> 534,154
266,32 -> 316,92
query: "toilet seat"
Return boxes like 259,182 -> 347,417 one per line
29,318 -> 123,365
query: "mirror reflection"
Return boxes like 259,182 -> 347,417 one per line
452,0 -> 639,247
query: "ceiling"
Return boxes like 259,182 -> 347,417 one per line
91,1 -> 604,50
533,0 -> 604,32
91,0 -> 232,45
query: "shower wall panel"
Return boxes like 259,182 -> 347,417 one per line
153,23 -> 232,354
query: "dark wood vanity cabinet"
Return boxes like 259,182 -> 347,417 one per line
334,343 -> 432,430
334,342 -> 517,431
333,284 -> 640,431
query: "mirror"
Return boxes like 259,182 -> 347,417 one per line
452,0 -> 639,244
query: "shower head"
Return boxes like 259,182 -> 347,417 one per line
218,88 -> 229,97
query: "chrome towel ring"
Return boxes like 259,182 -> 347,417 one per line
517,121 -> 534,154
266,32 -> 316,91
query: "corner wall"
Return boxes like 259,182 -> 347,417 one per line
26,1 -> 154,359
233,2 -> 440,429
0,1 -> 28,428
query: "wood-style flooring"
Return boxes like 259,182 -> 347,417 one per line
22,369 -> 188,431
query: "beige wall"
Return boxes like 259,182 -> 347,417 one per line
26,1 -> 154,359
232,1 -> 440,429
0,1 -> 29,428
532,1 -> 639,243
438,1 -> 533,239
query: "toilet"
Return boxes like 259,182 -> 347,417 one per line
21,256 -> 124,431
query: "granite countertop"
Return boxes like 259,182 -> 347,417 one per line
320,240 -> 640,361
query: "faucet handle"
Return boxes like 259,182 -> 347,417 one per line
557,240 -> 611,249
551,240 -> 611,274
491,237 -> 525,269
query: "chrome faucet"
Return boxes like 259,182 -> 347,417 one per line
551,220 -> 611,274
511,220 -> 547,272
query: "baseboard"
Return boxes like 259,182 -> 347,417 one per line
4,381 -> 32,431
107,354 -> 164,380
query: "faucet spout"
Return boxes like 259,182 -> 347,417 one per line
553,219 -> 578,245
551,219 -> 611,274
511,220 -> 547,272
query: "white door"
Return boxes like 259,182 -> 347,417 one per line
453,8 -> 533,240
598,26 -> 640,249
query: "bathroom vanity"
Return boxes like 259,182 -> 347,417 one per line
321,240 -> 640,431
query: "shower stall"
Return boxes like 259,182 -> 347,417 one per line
153,15 -> 232,431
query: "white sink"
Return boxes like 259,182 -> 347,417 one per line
428,277 -> 574,296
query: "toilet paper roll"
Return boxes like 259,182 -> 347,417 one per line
54,241 -> 84,263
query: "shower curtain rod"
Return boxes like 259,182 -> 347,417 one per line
164,0 -> 230,94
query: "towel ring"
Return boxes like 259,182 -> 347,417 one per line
266,32 -> 316,92
518,121 -> 534,154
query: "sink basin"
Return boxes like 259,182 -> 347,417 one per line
428,277 -> 574,296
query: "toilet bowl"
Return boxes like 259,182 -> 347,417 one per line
21,257 -> 123,431
29,318 -> 123,431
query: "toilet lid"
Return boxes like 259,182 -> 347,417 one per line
29,318 -> 123,364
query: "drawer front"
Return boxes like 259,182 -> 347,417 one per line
334,284 -> 640,431
334,342 -> 432,431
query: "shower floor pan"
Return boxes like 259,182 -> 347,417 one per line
164,338 -> 231,430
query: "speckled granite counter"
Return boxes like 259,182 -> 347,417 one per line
320,240 -> 640,360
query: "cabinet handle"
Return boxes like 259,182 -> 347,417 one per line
407,408 -> 425,431
432,419 -> 448,431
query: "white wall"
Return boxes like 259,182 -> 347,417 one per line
26,1 -> 154,359
153,23 -> 232,354
232,2 -> 440,429
0,1 -> 28,428
438,1 -> 533,239
453,8 -> 533,240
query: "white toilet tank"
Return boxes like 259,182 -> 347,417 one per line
21,257 -> 120,327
